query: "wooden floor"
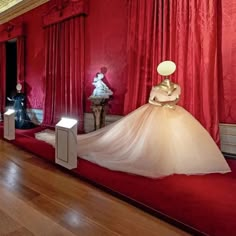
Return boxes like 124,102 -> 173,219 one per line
0,139 -> 190,236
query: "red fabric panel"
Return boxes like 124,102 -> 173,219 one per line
0,124 -> 55,161
124,0 -> 220,143
0,43 -> 6,117
169,1 -> 220,143
75,159 -> 236,236
124,0 -> 162,113
43,16 -> 85,131
12,136 -> 55,162
43,0 -> 88,26
0,0 -> 233,127
218,0 -> 236,123
17,4 -> 48,109
2,1 -> 128,113
84,0 -> 128,115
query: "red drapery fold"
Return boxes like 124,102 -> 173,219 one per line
218,0 -> 236,123
169,1 -> 219,143
43,0 -> 88,26
124,0 -> 220,143
124,0 -> 160,113
43,16 -> 85,131
0,43 -> 6,119
17,36 -> 25,92
124,0 -> 171,114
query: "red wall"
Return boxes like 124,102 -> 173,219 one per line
0,4 -> 48,109
1,0 -> 235,121
20,5 -> 47,109
84,0 -> 128,114
0,0 -> 128,115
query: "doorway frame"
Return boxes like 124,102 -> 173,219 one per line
0,22 -> 25,117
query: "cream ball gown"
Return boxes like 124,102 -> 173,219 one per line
35,81 -> 230,178
77,83 -> 231,178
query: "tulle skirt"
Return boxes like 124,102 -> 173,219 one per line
77,104 -> 231,178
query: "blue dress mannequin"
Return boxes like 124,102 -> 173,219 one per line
8,84 -> 34,129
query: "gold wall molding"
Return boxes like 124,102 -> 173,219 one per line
0,0 -> 49,24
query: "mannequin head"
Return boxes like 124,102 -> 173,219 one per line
94,72 -> 104,82
157,61 -> 176,77
155,61 -> 178,95
16,83 -> 22,93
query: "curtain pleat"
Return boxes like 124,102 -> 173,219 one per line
124,0 -> 219,143
43,17 -> 85,132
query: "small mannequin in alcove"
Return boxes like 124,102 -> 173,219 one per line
7,83 -> 34,129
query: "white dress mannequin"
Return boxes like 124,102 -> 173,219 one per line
76,61 -> 230,178
36,61 -> 231,178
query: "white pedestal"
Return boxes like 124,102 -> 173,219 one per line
55,118 -> 78,169
4,109 -> 15,140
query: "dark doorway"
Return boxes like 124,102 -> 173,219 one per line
6,39 -> 17,107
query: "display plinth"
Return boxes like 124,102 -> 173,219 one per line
89,97 -> 110,130
55,118 -> 78,169
4,109 -> 15,140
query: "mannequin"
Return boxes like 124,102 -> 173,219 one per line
36,61 -> 231,178
90,72 -> 113,98
8,83 -> 34,129
76,61 -> 230,178
89,72 -> 113,130
149,61 -> 180,108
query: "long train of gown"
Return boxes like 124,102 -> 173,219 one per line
76,104 -> 231,178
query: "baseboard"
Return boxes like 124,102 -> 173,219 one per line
26,109 -> 123,133
220,123 -> 236,155
84,113 -> 122,133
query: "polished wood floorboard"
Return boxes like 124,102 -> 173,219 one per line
0,139 -> 190,236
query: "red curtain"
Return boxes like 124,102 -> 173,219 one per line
124,1 -> 161,113
218,0 -> 236,123
17,36 -> 25,92
0,43 -> 6,119
43,16 -> 85,131
124,0 -> 219,143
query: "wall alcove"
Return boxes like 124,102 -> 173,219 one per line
6,38 -> 17,107
0,22 -> 25,118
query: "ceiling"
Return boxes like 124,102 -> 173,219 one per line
0,0 -> 49,24
0,0 -> 23,13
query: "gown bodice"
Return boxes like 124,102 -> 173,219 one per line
149,82 -> 181,108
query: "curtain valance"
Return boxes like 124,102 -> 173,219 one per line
43,0 -> 88,26
0,23 -> 24,42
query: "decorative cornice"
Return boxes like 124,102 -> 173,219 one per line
43,0 -> 88,27
0,0 -> 49,24
0,22 -> 24,42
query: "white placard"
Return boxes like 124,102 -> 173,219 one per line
55,117 -> 78,169
4,109 -> 15,140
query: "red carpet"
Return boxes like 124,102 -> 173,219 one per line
75,159 -> 236,236
0,124 -> 236,236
